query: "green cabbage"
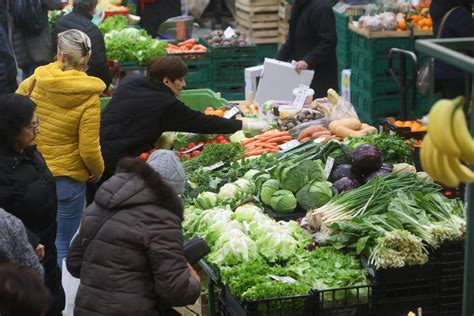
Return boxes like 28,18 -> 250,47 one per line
260,179 -> 280,206
194,192 -> 219,209
279,164 -> 308,193
296,180 -> 333,210
271,190 -> 297,213
255,173 -> 272,195
243,169 -> 260,180
299,160 -> 325,182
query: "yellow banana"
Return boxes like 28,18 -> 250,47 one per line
327,89 -> 339,105
427,98 -> 462,157
433,150 -> 460,188
420,135 -> 435,178
447,156 -> 474,183
452,107 -> 474,164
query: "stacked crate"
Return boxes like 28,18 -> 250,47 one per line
278,0 -> 291,47
349,30 -> 415,125
236,0 -> 280,44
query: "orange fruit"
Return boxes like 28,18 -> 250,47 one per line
394,120 -> 404,127
425,18 -> 432,27
418,20 -> 425,28
398,20 -> 407,30
403,121 -> 414,128
422,26 -> 430,30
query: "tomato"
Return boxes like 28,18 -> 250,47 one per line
187,143 -> 196,149
209,140 -> 218,144
149,148 -> 157,154
191,150 -> 200,158
139,153 -> 149,161
215,135 -> 225,141
218,139 -> 228,144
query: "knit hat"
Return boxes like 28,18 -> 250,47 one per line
146,150 -> 186,194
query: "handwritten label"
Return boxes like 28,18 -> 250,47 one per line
203,161 -> 224,171
224,106 -> 241,119
324,156 -> 335,180
182,143 -> 204,154
279,139 -> 300,150
224,26 -> 236,39
267,275 -> 297,284
293,84 -> 309,111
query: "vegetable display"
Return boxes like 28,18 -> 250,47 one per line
203,29 -> 252,47
99,14 -> 128,34
166,39 -> 207,54
243,131 -> 293,157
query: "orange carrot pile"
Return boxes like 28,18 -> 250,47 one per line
166,39 -> 207,54
243,131 -> 293,156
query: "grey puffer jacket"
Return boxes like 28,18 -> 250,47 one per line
66,158 -> 200,316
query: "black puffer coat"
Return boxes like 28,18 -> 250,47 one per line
0,146 -> 65,316
52,8 -> 112,90
276,0 -> 338,98
67,158 -> 200,316
100,75 -> 242,181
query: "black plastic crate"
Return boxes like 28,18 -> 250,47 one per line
379,118 -> 426,140
364,260 -> 439,285
372,296 -> 439,316
315,285 -> 371,316
264,206 -> 306,222
219,286 -> 316,316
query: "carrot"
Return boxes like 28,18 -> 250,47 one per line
178,39 -> 197,46
265,131 -> 290,138
242,137 -> 259,146
260,143 -> 280,150
267,136 -> 292,143
167,43 -> 180,49
246,148 -> 266,156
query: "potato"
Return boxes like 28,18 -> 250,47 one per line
329,118 -> 362,134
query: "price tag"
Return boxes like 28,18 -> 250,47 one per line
224,106 -> 241,119
203,161 -> 224,171
378,125 -> 384,134
242,221 -> 250,234
324,156 -> 335,180
224,26 -> 236,39
181,143 -> 204,154
313,137 -> 326,144
267,274 -> 297,284
292,84 -> 309,111
279,140 -> 300,150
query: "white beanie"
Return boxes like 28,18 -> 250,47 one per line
146,150 -> 186,194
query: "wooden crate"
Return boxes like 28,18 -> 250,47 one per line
236,9 -> 279,29
236,0 -> 279,44
237,0 -> 278,6
278,0 -> 292,20
349,22 -> 411,38
239,25 -> 279,43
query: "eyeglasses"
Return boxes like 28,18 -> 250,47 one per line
27,119 -> 40,133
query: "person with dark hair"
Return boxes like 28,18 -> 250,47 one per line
67,150 -> 201,315
17,29 -> 105,269
10,0 -> 61,80
0,94 -> 65,316
276,0 -> 338,98
99,55 -> 269,183
51,0 -> 112,90
0,263 -> 51,316
430,0 -> 474,98
0,208 -> 44,278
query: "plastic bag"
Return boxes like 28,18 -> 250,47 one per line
9,0 -> 48,34
278,108 -> 324,130
288,117 -> 330,138
313,97 -> 358,122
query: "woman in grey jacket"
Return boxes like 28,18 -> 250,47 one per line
67,150 -> 201,316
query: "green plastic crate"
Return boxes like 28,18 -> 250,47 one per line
171,51 -> 212,84
256,44 -> 278,63
351,72 -> 400,97
177,89 -> 229,112
335,11 -> 361,69
351,49 -> 416,77
212,59 -> 258,84
213,84 -> 245,101
100,97 -> 111,111
351,33 -> 414,59
202,40 -> 258,60
351,88 -> 403,125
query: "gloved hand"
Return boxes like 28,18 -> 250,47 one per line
242,120 -> 271,131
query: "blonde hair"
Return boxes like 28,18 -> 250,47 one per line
57,29 -> 92,71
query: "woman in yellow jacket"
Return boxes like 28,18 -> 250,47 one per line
17,29 -> 105,268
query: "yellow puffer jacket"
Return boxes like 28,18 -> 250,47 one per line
17,62 -> 106,182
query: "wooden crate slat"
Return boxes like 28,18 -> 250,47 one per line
236,2 -> 279,13
237,0 -> 278,6
237,19 -> 279,29
236,9 -> 278,23
348,23 -> 411,38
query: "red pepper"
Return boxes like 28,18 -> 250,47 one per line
139,153 -> 149,161
191,150 -> 200,158
187,143 -> 196,149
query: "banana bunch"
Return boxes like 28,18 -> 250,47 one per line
327,89 -> 339,105
420,96 -> 474,187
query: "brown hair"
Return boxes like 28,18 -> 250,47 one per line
0,263 -> 51,316
147,56 -> 188,82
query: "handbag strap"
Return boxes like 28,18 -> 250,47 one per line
436,6 -> 461,39
80,210 -> 118,253
27,78 -> 37,97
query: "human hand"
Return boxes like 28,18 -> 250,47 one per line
35,244 -> 45,261
242,120 -> 271,131
88,175 -> 101,183
187,263 -> 201,284
294,60 -> 309,74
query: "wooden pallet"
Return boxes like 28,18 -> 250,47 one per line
236,8 -> 279,29
237,0 -> 279,6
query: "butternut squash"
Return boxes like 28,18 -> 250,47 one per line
328,118 -> 362,133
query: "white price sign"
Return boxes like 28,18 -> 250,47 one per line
279,140 -> 300,150
181,143 -> 204,154
224,106 -> 240,119
292,84 -> 309,111
203,161 -> 224,171
324,156 -> 335,180
313,137 -> 327,144
224,26 -> 236,39
267,274 -> 297,284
